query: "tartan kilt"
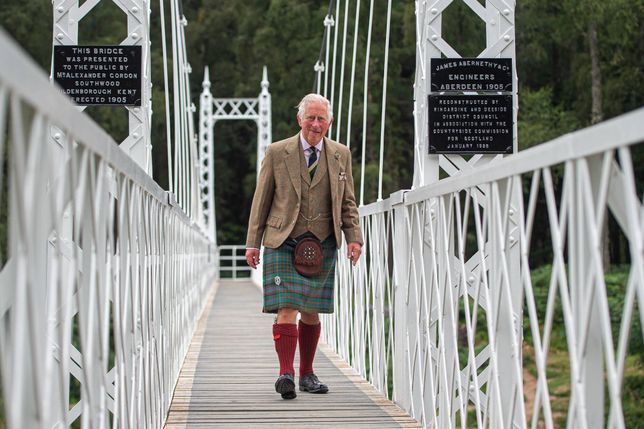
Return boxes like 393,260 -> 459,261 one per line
262,236 -> 337,314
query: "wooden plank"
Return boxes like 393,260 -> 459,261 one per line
164,280 -> 421,428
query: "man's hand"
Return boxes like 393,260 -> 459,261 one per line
246,248 -> 260,269
347,242 -> 362,266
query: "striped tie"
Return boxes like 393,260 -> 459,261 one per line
307,147 -> 318,178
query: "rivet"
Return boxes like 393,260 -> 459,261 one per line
56,33 -> 64,40
132,6 -> 138,13
504,35 -> 511,41
131,32 -> 139,40
431,34 -> 438,41
490,19 -> 496,26
468,276 -> 475,284
54,133 -> 61,141
509,236 -> 516,244
508,209 -> 515,216
431,8 -> 438,14
57,6 -> 64,13
133,132 -> 139,139
503,9 -> 510,16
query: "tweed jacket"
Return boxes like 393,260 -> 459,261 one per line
246,134 -> 363,249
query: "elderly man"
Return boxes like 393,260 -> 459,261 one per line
245,93 -> 363,400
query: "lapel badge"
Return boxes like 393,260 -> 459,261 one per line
339,172 -> 347,181
274,276 -> 281,285
334,152 -> 341,160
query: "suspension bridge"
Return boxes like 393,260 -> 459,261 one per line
0,1 -> 643,428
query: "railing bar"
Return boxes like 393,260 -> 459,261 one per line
405,109 -> 644,206
0,31 -> 184,212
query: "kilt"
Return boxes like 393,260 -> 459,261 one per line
262,236 -> 337,314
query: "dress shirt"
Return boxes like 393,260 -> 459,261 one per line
300,133 -> 324,164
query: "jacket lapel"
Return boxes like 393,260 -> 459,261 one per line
284,135 -> 302,199
325,138 -> 341,204
299,148 -> 312,185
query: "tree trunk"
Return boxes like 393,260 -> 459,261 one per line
588,22 -> 603,125
588,21 -> 610,271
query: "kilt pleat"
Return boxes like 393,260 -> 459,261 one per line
262,237 -> 337,314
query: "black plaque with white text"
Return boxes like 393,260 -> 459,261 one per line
430,58 -> 512,92
428,94 -> 513,154
53,45 -> 142,106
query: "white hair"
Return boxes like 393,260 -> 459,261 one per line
296,93 -> 334,120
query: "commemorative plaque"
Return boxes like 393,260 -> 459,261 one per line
428,94 -> 513,154
430,58 -> 512,92
53,45 -> 142,106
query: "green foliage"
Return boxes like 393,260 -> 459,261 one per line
2,0 -> 640,246
524,264 -> 644,427
518,87 -> 580,149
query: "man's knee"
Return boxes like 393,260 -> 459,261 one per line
300,311 -> 320,325
276,307 -> 298,324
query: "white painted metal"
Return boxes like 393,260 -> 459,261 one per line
323,13 -> 335,98
413,0 -> 518,188
199,67 -> 215,244
52,0 -> 154,174
333,0 -> 350,143
198,67 -> 271,286
218,245 -> 253,281
258,67 -> 273,175
198,67 -> 271,176
377,0 -> 393,202
322,108 -> 644,428
359,0 -> 375,207
0,29 -> 216,428
406,3 -> 523,426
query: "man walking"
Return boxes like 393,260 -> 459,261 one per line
245,93 -> 363,400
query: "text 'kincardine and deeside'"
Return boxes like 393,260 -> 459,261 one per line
428,58 -> 513,154
53,45 -> 142,106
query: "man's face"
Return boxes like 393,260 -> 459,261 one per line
297,101 -> 333,145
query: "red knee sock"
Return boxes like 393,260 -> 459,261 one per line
298,320 -> 321,377
273,323 -> 298,376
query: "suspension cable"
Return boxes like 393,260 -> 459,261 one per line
159,0 -> 174,193
312,0 -> 336,93
170,0 -> 180,204
328,0 -> 341,137
323,14 -> 333,97
345,0 -> 361,149
334,0 -> 350,143
377,0 -> 392,201
359,0 -> 374,207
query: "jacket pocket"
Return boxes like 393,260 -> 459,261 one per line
266,215 -> 283,229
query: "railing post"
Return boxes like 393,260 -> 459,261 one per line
570,158 -> 605,427
391,190 -> 411,412
199,67 -> 216,244
257,66 -> 272,175
489,178 -> 526,427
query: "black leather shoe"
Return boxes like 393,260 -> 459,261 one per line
299,373 -> 329,393
275,373 -> 297,399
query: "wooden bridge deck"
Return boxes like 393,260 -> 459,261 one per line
165,280 -> 421,428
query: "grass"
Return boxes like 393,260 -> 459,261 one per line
521,264 -> 644,428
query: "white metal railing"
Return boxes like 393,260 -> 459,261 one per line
218,245 -> 252,280
0,30 -> 217,428
323,108 -> 644,428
